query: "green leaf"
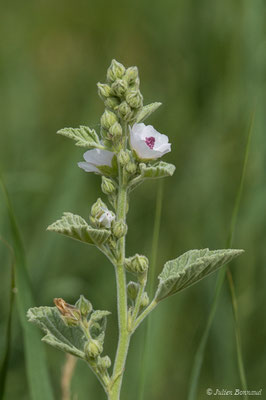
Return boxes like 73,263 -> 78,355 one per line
57,126 -> 102,149
0,175 -> 54,400
47,212 -> 111,246
90,310 -> 111,322
155,249 -> 244,301
136,102 -> 162,123
139,162 -> 176,179
27,307 -> 87,359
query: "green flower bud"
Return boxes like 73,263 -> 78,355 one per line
125,254 -> 149,274
117,150 -> 131,166
91,198 -> 107,217
126,90 -> 143,109
85,340 -> 103,359
124,66 -> 139,85
97,82 -> 112,99
107,59 -> 126,82
111,79 -> 128,97
98,355 -> 111,370
117,101 -> 134,121
126,161 -> 137,174
100,110 -> 118,130
127,281 -> 139,301
109,122 -> 123,138
75,295 -> 92,318
104,96 -> 120,110
101,176 -> 116,195
140,292 -> 149,308
113,220 -> 128,238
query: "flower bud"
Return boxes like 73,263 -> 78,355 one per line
109,122 -> 123,139
113,220 -> 128,238
98,355 -> 111,370
107,59 -> 126,82
75,295 -> 92,318
97,82 -> 112,99
111,79 -> 128,97
104,96 -> 120,110
125,254 -> 149,274
125,161 -> 137,174
124,66 -> 139,85
100,110 -> 118,130
140,292 -> 149,308
101,176 -> 116,195
117,101 -> 133,121
85,340 -> 103,359
126,90 -> 143,109
127,281 -> 139,301
117,150 -> 131,166
91,198 -> 107,217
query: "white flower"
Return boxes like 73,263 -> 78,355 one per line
129,123 -> 171,160
78,149 -> 114,174
98,207 -> 115,228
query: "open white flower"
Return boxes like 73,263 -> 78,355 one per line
98,207 -> 115,228
78,149 -> 114,174
130,123 -> 171,160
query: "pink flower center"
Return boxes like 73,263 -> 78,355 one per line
145,136 -> 155,149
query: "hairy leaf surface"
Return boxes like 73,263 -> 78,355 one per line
57,126 -> 101,149
139,162 -> 176,179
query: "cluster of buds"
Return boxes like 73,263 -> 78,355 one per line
90,198 -> 115,229
97,60 -> 143,135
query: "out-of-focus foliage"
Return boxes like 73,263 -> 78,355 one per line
0,0 -> 265,399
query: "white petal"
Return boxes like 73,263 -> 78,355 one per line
83,148 -> 114,167
78,162 -> 99,173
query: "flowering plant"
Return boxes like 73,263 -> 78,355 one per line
27,60 -> 243,400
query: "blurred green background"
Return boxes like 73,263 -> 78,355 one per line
0,0 -> 265,399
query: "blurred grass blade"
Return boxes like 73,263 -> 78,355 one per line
188,113 -> 254,400
139,180 -> 164,400
0,238 -> 15,400
0,175 -> 54,400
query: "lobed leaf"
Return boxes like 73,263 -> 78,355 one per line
47,212 -> 111,246
57,126 -> 101,149
139,162 -> 176,179
27,307 -> 87,359
136,102 -> 162,123
155,248 -> 244,301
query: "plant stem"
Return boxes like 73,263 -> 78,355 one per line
109,162 -> 130,400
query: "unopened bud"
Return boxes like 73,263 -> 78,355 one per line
124,66 -> 139,85
140,292 -> 149,308
117,150 -> 131,166
75,295 -> 92,318
113,220 -> 127,238
107,59 -> 126,82
117,101 -> 133,121
126,161 -> 137,174
125,254 -> 149,274
100,110 -> 118,130
85,340 -> 103,359
104,96 -> 120,110
97,83 -> 112,99
111,79 -> 127,97
126,90 -> 143,109
101,176 -> 116,195
98,355 -> 111,370
109,122 -> 123,138
127,281 -> 139,301
91,198 -> 107,217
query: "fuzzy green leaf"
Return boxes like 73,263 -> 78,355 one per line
57,126 -> 102,149
47,212 -> 111,246
155,249 -> 244,301
90,310 -> 111,322
139,162 -> 176,179
27,307 -> 87,359
136,102 -> 162,123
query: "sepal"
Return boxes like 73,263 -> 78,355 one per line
155,248 -> 244,301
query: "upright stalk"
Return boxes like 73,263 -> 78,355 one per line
109,160 -> 130,400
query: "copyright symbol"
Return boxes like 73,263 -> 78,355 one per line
207,388 -> 212,396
